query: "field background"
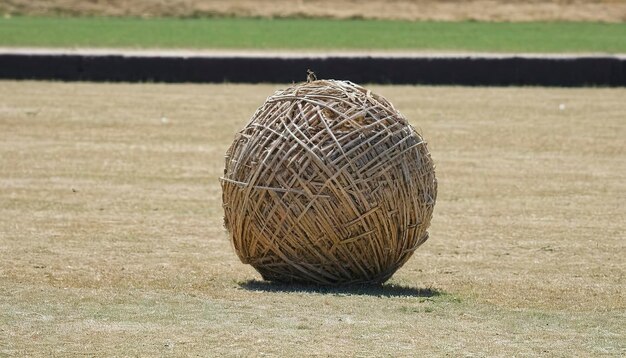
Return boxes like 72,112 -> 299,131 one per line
2,0 -> 625,53
2,0 -> 626,22
1,82 -> 624,356
2,17 -> 626,53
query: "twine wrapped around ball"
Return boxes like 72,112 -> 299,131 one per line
221,78 -> 437,285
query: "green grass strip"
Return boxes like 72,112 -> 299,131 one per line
1,16 -> 625,53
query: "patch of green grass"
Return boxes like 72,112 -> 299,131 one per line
1,16 -> 625,52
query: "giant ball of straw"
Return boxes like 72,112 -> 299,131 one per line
221,80 -> 437,284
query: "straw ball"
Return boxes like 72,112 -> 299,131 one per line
221,79 -> 437,285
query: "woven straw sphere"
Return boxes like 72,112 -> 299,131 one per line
221,79 -> 437,285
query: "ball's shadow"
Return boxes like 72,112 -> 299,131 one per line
239,279 -> 441,298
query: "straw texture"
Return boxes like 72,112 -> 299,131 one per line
221,79 -> 437,284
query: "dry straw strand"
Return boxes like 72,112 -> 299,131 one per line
221,79 -> 437,285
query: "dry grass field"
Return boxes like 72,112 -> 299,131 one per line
0,81 -> 624,356
2,0 -> 626,22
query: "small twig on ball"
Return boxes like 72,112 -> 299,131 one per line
307,69 -> 317,83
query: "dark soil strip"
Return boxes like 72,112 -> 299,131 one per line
0,54 -> 624,86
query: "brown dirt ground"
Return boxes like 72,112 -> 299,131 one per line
0,81 -> 624,356
1,0 -> 626,22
